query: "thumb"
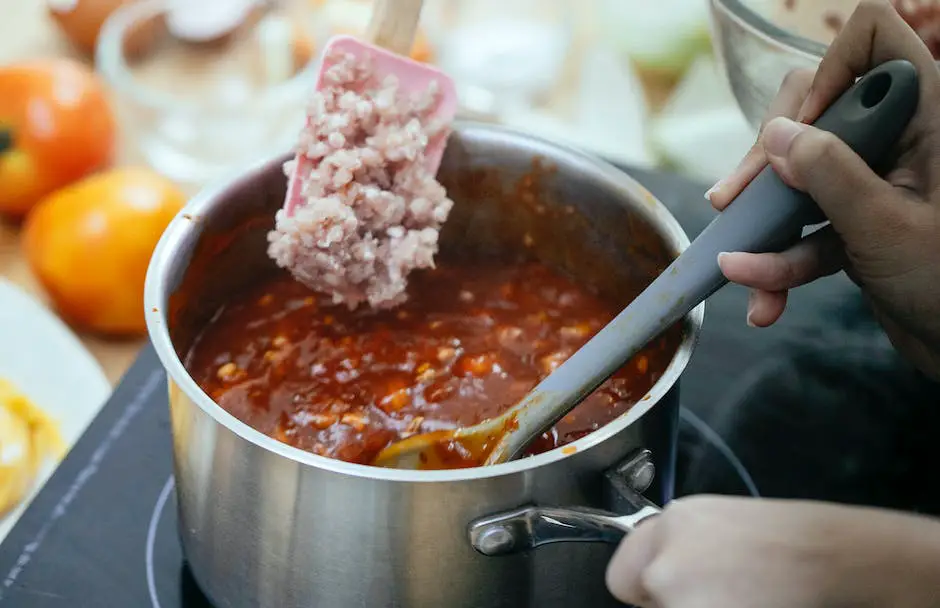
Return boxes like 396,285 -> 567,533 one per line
760,116 -> 906,251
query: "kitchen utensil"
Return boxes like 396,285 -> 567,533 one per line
283,0 -> 458,216
145,122 -> 702,608
373,59 -> 919,470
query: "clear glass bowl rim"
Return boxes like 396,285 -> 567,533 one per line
95,0 -> 321,114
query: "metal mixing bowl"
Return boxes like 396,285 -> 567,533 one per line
710,0 -> 940,127
709,0 -> 831,127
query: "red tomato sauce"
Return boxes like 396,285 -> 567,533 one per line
184,262 -> 676,467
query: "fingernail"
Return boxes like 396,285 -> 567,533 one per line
704,181 -> 722,202
746,291 -> 757,327
717,251 -> 743,271
762,117 -> 805,159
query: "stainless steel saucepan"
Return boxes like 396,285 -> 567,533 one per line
144,123 -> 704,608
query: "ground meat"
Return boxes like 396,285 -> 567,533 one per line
185,264 -> 681,466
267,49 -> 454,310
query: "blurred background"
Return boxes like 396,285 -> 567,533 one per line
0,0 -> 762,378
4,0 -> 758,193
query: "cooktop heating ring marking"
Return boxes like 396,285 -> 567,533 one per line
147,475 -> 175,608
0,369 -> 163,601
679,406 -> 760,497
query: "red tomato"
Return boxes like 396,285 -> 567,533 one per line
0,59 -> 117,218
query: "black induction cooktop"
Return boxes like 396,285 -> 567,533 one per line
0,165 -> 936,607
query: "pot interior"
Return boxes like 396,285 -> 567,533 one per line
162,125 -> 694,463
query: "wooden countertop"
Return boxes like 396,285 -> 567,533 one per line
1,1 -> 674,388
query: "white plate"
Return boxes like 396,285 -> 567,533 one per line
0,278 -> 111,542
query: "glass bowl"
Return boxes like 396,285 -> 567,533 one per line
96,0 -> 322,188
709,0 -> 940,127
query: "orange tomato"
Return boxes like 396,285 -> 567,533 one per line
0,59 -> 117,218
23,168 -> 186,336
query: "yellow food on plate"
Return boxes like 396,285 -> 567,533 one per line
0,379 -> 64,517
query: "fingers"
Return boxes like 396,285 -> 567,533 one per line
718,226 -> 846,291
705,70 -> 817,329
709,1 -> 938,333
798,0 -> 940,124
719,226 -> 846,327
708,69 -> 815,211
705,149 -> 765,212
746,290 -> 788,328
760,117 -> 909,252
606,518 -> 662,607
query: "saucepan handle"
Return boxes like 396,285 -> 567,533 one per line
468,450 -> 662,556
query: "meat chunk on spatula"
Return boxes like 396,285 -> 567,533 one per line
269,0 -> 458,310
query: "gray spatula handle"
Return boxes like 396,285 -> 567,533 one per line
497,60 -> 920,462
666,58 -> 920,303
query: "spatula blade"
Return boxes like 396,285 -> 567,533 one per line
283,34 -> 458,216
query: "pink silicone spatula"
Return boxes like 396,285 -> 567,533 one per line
283,0 -> 458,216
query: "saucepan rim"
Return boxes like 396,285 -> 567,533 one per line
144,121 -> 705,483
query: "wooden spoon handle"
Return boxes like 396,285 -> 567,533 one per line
365,0 -> 423,56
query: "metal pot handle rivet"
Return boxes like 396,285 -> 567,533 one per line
468,449 -> 662,557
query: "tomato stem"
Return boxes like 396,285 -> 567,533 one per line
0,128 -> 11,156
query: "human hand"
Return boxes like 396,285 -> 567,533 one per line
605,495 -> 940,608
707,0 -> 940,379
